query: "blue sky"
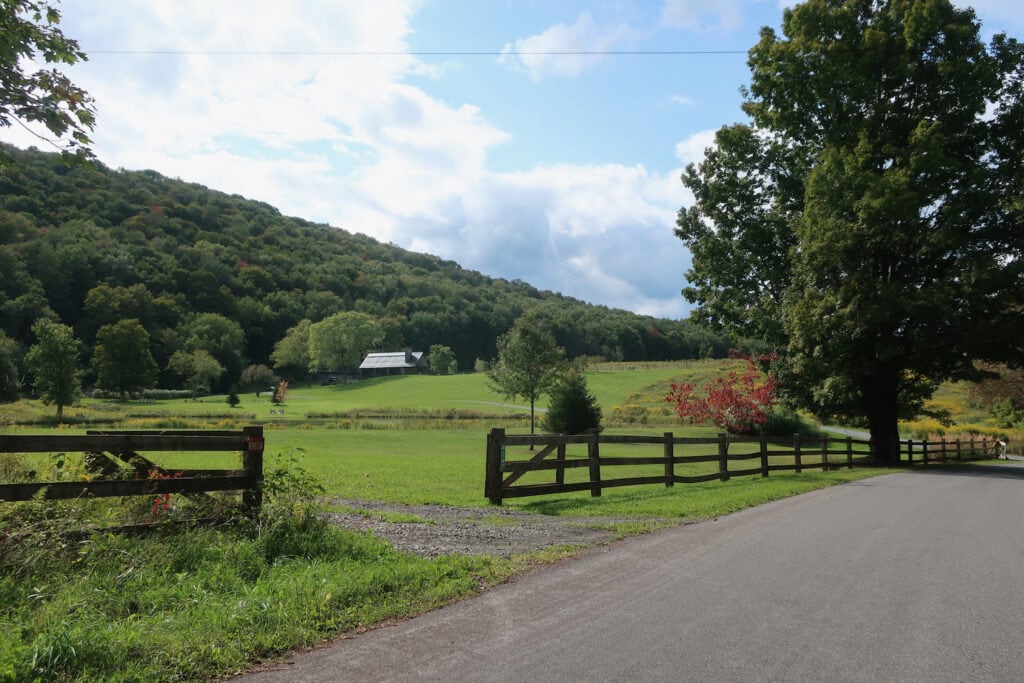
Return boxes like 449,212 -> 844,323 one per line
4,0 -> 1021,319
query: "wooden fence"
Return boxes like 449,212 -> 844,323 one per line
484,429 -> 1000,505
0,425 -> 264,514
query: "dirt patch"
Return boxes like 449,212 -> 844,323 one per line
327,499 -> 677,558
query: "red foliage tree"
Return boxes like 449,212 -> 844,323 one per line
666,351 -> 780,434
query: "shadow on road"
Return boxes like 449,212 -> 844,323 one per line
904,463 -> 1024,481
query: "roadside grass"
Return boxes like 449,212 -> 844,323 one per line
0,511 -> 512,682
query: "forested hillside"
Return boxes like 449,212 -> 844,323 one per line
0,145 -> 731,390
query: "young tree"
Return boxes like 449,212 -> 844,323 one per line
676,0 -> 1024,463
0,0 -> 95,157
487,317 -> 567,437
307,311 -> 384,372
93,319 -> 158,397
542,368 -> 603,435
426,344 -> 457,375
24,318 -> 80,417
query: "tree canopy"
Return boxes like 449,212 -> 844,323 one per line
93,318 -> 157,397
0,0 -> 94,157
307,311 -> 384,372
676,0 -> 1024,463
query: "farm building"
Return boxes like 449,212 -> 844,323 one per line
358,349 -> 429,378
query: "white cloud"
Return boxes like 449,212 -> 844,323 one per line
337,162 -> 692,318
674,129 -> 718,166
660,0 -> 745,34
500,12 -> 642,79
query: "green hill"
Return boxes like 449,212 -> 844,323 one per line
0,145 -> 732,391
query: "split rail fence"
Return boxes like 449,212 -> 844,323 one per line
485,428 -> 999,505
0,425 -> 264,514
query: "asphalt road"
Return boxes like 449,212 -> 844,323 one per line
242,465 -> 1024,682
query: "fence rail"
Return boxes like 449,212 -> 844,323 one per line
0,425 -> 264,514
485,429 -> 999,505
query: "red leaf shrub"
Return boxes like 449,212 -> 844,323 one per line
666,351 -> 780,434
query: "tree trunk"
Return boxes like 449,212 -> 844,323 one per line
529,397 -> 536,450
865,372 -> 901,465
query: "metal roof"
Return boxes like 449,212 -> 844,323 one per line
358,351 -> 426,370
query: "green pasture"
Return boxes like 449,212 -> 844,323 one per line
10,360 -> 735,426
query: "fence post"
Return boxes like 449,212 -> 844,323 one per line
846,436 -> 854,469
485,428 -> 504,505
819,435 -> 828,472
794,433 -> 802,474
588,431 -> 602,497
663,432 -> 674,488
556,439 -> 566,486
242,425 -> 264,516
907,439 -> 914,465
922,439 -> 929,465
718,433 -> 729,482
955,438 -> 962,462
940,437 -> 947,462
760,433 -> 769,477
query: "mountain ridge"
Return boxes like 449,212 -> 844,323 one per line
0,144 -> 731,388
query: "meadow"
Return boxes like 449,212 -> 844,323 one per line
0,361 -> 1006,681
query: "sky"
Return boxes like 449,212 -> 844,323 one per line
3,1 -> 1022,320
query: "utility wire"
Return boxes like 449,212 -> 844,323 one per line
87,49 -> 746,56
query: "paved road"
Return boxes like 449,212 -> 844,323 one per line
243,465 -> 1024,682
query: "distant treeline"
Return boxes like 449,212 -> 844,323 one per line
0,145 -> 737,390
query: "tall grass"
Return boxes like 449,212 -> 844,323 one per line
0,456 -> 510,682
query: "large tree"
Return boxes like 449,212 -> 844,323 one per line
307,311 -> 384,372
487,316 -> 567,437
24,318 -> 80,417
676,0 -> 1024,464
93,318 -> 157,397
0,0 -> 94,157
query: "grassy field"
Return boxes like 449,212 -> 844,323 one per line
2,361 -> 987,680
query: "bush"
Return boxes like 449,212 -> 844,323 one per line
542,369 -> 602,434
759,406 -> 820,437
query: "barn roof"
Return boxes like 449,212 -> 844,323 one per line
358,350 -> 427,370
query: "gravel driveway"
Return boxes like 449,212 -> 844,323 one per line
326,499 -> 676,557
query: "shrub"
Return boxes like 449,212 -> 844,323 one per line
542,369 -> 602,434
759,406 -> 819,437
666,351 -> 780,434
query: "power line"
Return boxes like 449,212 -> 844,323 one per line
87,49 -> 746,56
